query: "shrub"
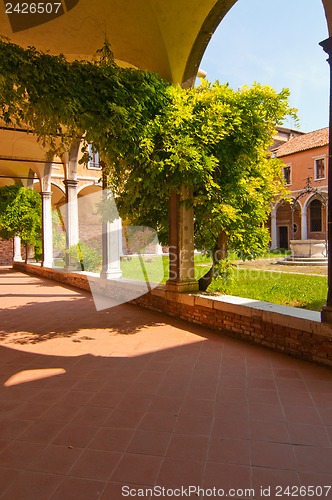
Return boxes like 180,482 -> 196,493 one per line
66,242 -> 102,272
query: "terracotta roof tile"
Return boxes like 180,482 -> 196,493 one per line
275,127 -> 329,157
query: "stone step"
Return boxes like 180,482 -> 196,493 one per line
278,257 -> 327,266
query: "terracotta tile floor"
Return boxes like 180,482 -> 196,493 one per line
0,267 -> 332,499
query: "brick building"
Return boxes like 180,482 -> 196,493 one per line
269,127 -> 329,249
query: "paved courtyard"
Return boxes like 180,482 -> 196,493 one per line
0,267 -> 331,499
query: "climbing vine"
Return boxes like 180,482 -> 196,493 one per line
0,37 -> 170,162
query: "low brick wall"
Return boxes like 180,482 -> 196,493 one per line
12,262 -> 332,367
0,238 -> 26,265
133,290 -> 331,366
0,239 -> 12,266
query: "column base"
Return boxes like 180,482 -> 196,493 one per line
13,257 -> 24,262
42,260 -> 54,268
100,270 -> 123,280
166,280 -> 199,293
321,305 -> 332,323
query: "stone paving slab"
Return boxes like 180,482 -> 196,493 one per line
0,267 -> 331,499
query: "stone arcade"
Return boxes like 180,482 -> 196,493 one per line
0,0 -> 332,362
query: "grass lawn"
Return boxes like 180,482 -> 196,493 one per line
120,255 -> 168,283
120,254 -> 214,282
207,268 -> 327,311
121,253 -> 327,311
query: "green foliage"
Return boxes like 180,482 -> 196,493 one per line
112,80 -> 297,255
34,238 -> 43,260
212,260 -> 237,292
66,242 -> 102,273
0,39 -> 296,264
0,185 -> 41,244
0,38 -> 170,161
96,191 -> 119,224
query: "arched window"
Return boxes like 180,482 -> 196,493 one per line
310,199 -> 322,232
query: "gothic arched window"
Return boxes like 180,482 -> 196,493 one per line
310,199 -> 322,232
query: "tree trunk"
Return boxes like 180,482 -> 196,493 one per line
198,230 -> 228,291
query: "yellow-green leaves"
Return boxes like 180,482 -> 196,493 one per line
0,185 -> 42,244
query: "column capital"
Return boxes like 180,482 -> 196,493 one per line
320,36 -> 332,61
63,179 -> 79,187
40,191 -> 52,198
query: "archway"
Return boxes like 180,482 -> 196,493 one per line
275,199 -> 302,249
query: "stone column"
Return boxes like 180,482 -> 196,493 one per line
301,209 -> 308,240
26,244 -> 35,263
270,208 -> 277,250
166,186 -> 199,292
41,191 -> 53,267
100,170 -> 122,279
24,168 -> 36,264
13,235 -> 23,262
100,217 -> 123,279
320,36 -> 332,321
63,180 -> 79,269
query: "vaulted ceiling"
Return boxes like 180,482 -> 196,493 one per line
0,0 -> 233,84
0,0 -> 330,83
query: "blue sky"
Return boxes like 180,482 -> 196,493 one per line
200,0 -> 329,133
